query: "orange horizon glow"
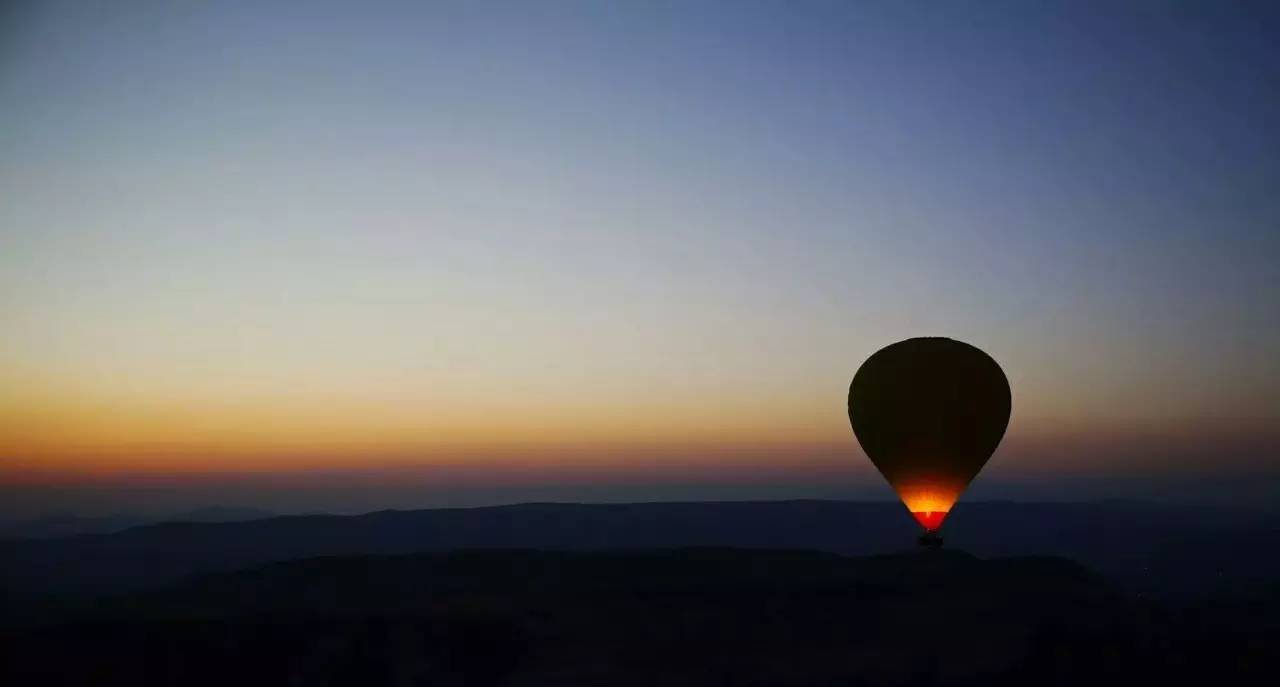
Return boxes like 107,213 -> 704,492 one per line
5,390 -> 1277,486
0,382 -> 850,472
6,297 -> 1275,487
4,325 -> 1277,488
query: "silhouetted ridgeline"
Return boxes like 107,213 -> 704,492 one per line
0,506 -> 275,539
1,500 -> 1275,598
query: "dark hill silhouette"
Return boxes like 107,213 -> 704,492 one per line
0,506 -> 276,539
3,548 -> 1275,686
110,549 -> 1107,618
2,500 -> 1276,599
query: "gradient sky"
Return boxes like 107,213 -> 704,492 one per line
2,1 -> 1278,517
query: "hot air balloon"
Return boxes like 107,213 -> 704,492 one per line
848,337 -> 1010,546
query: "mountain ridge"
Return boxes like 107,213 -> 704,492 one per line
2,499 -> 1276,598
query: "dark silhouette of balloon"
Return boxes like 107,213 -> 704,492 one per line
848,337 -> 1010,533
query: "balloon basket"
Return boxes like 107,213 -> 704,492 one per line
917,531 -> 944,550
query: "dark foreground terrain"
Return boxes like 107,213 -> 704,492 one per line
2,502 -> 1277,685
3,548 -> 1278,686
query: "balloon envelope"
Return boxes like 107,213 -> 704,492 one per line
848,337 -> 1011,531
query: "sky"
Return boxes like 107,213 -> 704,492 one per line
2,1 -> 1278,518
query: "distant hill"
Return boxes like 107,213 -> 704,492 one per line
0,506 -> 276,539
1,500 -> 1276,598
3,548 -> 1275,685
